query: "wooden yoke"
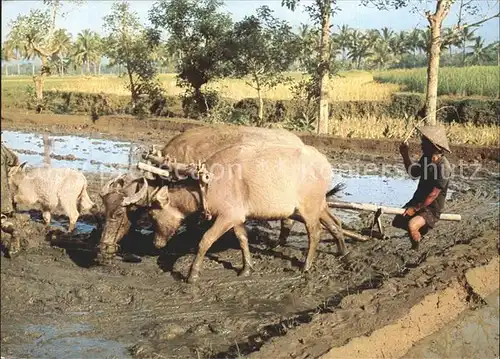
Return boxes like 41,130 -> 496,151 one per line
138,149 -> 214,220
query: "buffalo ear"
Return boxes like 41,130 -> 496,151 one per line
20,161 -> 28,170
154,186 -> 170,208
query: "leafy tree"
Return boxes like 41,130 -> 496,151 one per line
282,0 -> 338,135
364,0 -> 499,125
149,0 -> 234,114
103,1 -> 164,113
6,0 -> 83,110
229,6 -> 300,124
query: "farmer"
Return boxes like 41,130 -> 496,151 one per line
393,125 -> 452,250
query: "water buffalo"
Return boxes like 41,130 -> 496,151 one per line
8,163 -> 95,232
129,143 -> 346,283
98,126 -> 306,260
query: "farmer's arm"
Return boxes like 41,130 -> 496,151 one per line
404,160 -> 450,216
399,143 -> 421,178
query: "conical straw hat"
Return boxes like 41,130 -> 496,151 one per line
417,125 -> 451,153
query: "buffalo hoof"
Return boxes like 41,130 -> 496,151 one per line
97,253 -> 115,266
186,273 -> 199,284
238,266 -> 253,277
154,239 -> 167,249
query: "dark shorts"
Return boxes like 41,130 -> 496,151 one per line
392,207 -> 440,234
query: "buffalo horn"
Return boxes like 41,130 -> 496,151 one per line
121,177 -> 149,206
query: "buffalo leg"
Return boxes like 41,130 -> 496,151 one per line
61,201 -> 79,232
42,209 -> 52,226
270,219 -> 294,248
233,224 -> 254,277
188,216 -> 236,284
320,209 -> 347,255
303,220 -> 321,272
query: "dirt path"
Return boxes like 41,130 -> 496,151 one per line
1,111 -> 499,359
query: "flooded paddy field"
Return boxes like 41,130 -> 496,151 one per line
1,118 -> 498,359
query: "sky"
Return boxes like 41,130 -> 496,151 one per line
2,0 -> 499,62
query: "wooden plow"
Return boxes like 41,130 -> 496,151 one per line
327,201 -> 462,241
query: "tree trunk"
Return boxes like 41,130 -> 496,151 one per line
126,64 -> 137,105
254,73 -> 264,125
424,0 -> 452,126
98,62 -> 101,76
317,2 -> 331,135
32,63 -> 35,76
462,39 -> 466,66
17,63 -> 20,76
4,65 -> 8,77
86,61 -> 90,75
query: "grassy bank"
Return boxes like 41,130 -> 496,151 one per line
374,66 -> 499,98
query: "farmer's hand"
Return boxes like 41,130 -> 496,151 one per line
403,207 -> 416,217
399,141 -> 409,156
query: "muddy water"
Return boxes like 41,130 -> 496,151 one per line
1,130 -> 140,174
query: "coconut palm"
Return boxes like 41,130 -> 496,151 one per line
379,27 -> 395,45
370,42 -> 392,69
466,36 -> 489,65
336,24 -> 351,61
73,29 -> 100,74
52,29 -> 72,75
348,30 -> 372,69
459,27 -> 476,66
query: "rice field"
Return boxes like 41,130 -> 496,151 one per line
374,66 -> 499,98
0,71 -> 399,102
328,115 -> 499,146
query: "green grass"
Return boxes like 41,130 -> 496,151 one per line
374,66 -> 499,98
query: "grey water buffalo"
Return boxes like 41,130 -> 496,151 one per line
8,163 -> 95,232
98,126 -> 307,260
128,143 -> 347,283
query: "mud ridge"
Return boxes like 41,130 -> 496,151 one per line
320,258 -> 499,359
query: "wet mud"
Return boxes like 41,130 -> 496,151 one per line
1,112 -> 499,359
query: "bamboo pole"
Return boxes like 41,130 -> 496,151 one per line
327,201 -> 461,221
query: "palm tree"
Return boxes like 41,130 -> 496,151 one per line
379,27 -> 395,45
52,29 -> 72,76
348,30 -> 372,69
441,27 -> 461,56
459,27 -> 476,66
73,29 -> 100,75
406,29 -> 421,56
336,24 -> 351,62
417,28 -> 431,54
371,42 -> 392,69
389,31 -> 409,60
466,36 -> 488,65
